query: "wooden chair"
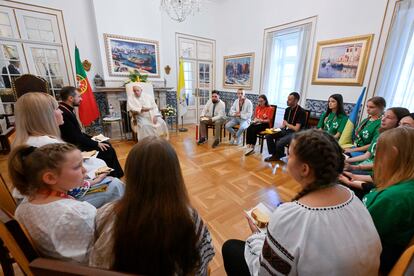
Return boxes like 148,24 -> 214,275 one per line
256,105 -> 277,153
228,124 -> 246,146
303,109 -> 311,129
0,207 -> 133,275
125,82 -> 156,142
389,244 -> 414,276
205,122 -> 225,142
0,173 -> 16,215
11,74 -> 50,100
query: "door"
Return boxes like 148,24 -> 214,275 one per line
176,33 -> 215,124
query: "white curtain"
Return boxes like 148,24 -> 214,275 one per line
262,23 -> 312,108
376,0 -> 414,109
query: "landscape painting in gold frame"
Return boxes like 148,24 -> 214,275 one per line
312,34 -> 373,86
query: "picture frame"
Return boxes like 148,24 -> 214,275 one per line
104,33 -> 160,78
311,34 -> 373,86
223,52 -> 254,90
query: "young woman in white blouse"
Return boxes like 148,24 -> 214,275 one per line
222,129 -> 382,276
8,143 -> 96,264
12,92 -> 124,208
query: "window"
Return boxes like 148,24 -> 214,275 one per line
376,0 -> 414,110
0,3 -> 73,101
262,23 -> 313,109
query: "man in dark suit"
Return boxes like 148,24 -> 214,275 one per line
2,59 -> 21,88
59,86 -> 124,178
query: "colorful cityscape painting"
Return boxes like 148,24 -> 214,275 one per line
104,34 -> 160,78
223,53 -> 254,89
312,34 -> 373,86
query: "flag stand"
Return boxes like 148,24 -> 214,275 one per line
178,115 -> 188,132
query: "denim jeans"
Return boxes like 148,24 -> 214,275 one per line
225,118 -> 249,139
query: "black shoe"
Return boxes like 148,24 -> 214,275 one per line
212,139 -> 219,148
197,137 -> 207,145
264,155 -> 279,162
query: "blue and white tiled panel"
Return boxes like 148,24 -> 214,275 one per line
166,90 -> 260,122
216,91 -> 259,114
305,99 -> 356,118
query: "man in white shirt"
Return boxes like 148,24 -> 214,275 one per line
225,88 -> 253,145
198,90 -> 226,148
127,85 -> 169,140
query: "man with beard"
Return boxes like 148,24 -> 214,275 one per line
59,86 -> 124,177
264,92 -> 307,162
197,90 -> 226,148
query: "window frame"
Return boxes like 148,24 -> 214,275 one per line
259,16 -> 317,107
0,1 -> 75,100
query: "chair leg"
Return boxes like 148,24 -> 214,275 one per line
260,137 -> 264,153
0,240 -> 14,276
243,132 -> 246,146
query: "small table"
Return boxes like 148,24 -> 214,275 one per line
102,116 -> 125,140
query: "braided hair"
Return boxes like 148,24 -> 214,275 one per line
291,129 -> 344,201
8,143 -> 78,196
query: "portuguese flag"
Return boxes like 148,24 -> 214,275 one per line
75,46 -> 99,126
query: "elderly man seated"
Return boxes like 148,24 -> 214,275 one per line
127,85 -> 169,140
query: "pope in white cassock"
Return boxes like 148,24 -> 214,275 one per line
127,85 -> 169,140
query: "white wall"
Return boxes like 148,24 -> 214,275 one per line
10,0 -> 390,104
213,0 -> 389,103
91,0 -> 164,86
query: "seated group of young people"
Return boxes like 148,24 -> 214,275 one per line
8,91 -> 215,275
220,92 -> 414,275
7,89 -> 414,275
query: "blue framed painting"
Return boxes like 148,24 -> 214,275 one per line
223,52 -> 254,90
104,33 -> 160,78
312,34 -> 373,86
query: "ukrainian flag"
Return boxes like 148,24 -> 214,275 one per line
339,87 -> 366,147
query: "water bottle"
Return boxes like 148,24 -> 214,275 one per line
109,104 -> 115,117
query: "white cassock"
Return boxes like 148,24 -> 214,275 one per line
127,93 -> 169,140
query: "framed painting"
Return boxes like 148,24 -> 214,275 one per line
104,33 -> 160,78
312,34 -> 373,86
223,52 -> 254,89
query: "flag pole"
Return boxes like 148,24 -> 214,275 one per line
179,115 -> 188,132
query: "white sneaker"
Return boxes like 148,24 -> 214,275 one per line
236,137 -> 242,145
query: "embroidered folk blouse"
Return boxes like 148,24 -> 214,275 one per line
244,187 -> 381,276
89,202 -> 215,275
15,199 -> 96,264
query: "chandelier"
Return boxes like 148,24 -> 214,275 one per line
160,0 -> 201,23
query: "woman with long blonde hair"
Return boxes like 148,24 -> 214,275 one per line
12,92 -> 61,147
12,92 -> 124,208
363,127 -> 414,273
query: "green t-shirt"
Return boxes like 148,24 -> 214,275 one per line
355,131 -> 379,168
363,179 -> 414,270
353,117 -> 381,147
317,112 -> 348,136
366,131 -> 380,163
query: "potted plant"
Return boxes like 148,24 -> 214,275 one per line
124,70 -> 148,85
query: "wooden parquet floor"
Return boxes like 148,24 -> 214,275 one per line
0,125 -> 301,276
